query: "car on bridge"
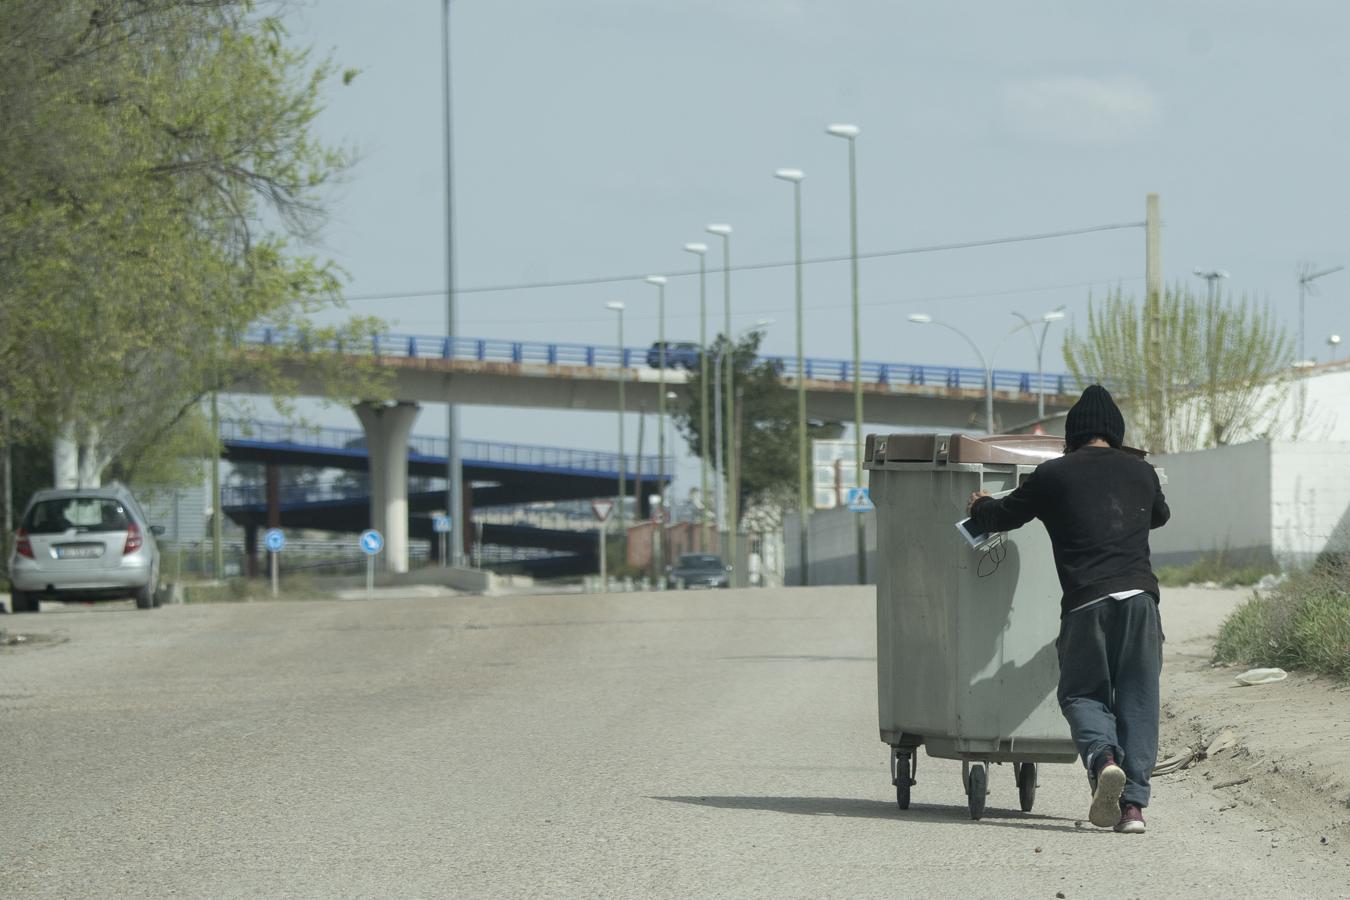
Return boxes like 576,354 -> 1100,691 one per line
646,341 -> 701,370
666,553 -> 731,589
8,485 -> 164,612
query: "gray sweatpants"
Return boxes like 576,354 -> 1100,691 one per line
1055,593 -> 1164,807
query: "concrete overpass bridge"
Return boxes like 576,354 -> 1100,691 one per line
242,327 -> 1081,427
233,327 -> 1082,572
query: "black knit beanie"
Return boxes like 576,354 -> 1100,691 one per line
1064,384 -> 1125,449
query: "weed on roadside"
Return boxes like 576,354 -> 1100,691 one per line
1157,552 -> 1279,588
1214,561 -> 1350,679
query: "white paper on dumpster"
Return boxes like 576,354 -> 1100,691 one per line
954,489 -> 1014,551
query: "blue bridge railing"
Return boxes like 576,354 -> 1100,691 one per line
242,327 -> 1081,396
220,419 -> 672,478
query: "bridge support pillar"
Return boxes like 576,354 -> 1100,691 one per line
355,400 -> 421,574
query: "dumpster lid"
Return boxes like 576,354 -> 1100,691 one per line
947,434 -> 1064,465
866,433 -> 1149,467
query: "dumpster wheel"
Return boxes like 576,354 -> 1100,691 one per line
1015,762 -> 1037,812
962,762 -> 988,820
891,747 -> 917,811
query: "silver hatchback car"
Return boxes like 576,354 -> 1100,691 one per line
9,486 -> 163,612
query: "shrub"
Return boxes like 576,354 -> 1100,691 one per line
1214,562 -> 1350,679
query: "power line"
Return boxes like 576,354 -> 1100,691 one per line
386,274 -> 1145,330
341,220 -> 1145,303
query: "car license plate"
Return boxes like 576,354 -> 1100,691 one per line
55,544 -> 103,559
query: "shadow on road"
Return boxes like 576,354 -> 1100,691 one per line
651,795 -> 1088,833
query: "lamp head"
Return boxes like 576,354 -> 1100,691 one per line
645,276 -> 667,286
773,168 -> 805,183
1331,334 -> 1343,346
908,314 -> 933,324
706,224 -> 732,236
1043,311 -> 1067,323
826,123 -> 861,139
605,302 -> 625,312
683,242 -> 708,255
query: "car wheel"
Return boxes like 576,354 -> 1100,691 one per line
10,590 -> 38,613
135,581 -> 156,610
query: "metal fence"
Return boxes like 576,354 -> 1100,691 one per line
242,326 -> 1080,394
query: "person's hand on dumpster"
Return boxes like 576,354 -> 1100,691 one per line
967,491 -> 992,516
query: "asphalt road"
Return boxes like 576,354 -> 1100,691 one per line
2,587 -> 1346,899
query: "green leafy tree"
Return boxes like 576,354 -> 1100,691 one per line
674,332 -> 841,523
1062,285 -> 1294,453
0,0 -> 387,489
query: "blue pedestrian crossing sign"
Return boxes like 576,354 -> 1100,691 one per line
846,487 -> 874,512
359,529 -> 384,555
432,514 -> 452,534
264,528 -> 286,553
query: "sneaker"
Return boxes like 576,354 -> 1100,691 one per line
1115,803 -> 1147,834
1089,757 -> 1127,827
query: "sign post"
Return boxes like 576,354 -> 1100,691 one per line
846,487 -> 874,513
432,513 -> 452,568
264,528 -> 285,598
591,499 -> 614,592
359,529 -> 384,601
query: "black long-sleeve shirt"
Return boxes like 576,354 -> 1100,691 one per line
970,445 -> 1171,616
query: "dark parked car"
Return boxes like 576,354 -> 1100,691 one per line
666,553 -> 731,589
646,341 -> 701,370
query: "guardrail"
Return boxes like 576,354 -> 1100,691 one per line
242,326 -> 1082,395
220,419 -> 671,476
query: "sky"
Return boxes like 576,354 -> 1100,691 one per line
261,0 -> 1350,494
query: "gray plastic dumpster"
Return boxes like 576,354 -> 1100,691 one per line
864,432 -> 1082,820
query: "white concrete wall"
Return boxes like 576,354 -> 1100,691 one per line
1269,441 -> 1350,567
1150,441 -> 1272,567
784,507 -> 877,586
1150,439 -> 1350,569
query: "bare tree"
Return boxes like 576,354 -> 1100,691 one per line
1063,284 -> 1295,453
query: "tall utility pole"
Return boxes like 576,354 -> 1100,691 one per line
645,275 -> 668,577
1144,193 -> 1163,452
773,168 -> 809,587
684,242 -> 711,553
441,0 -> 464,567
706,224 -> 734,584
826,124 -> 865,585
606,302 -> 627,558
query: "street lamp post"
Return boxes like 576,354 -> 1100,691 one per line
706,224 -> 735,584
1193,267 -> 1230,307
1010,308 -> 1067,421
910,314 -> 1058,434
441,0 -> 465,567
773,167 -> 809,586
826,123 -> 866,585
683,242 -> 711,552
645,275 -> 668,580
910,315 -> 993,433
710,320 -> 771,576
605,302 -> 627,562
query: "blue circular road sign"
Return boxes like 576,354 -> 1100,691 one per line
359,529 -> 384,555
264,528 -> 286,553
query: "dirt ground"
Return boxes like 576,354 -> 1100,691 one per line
1157,586 -> 1350,849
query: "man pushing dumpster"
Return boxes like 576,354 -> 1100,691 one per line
966,384 -> 1170,834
